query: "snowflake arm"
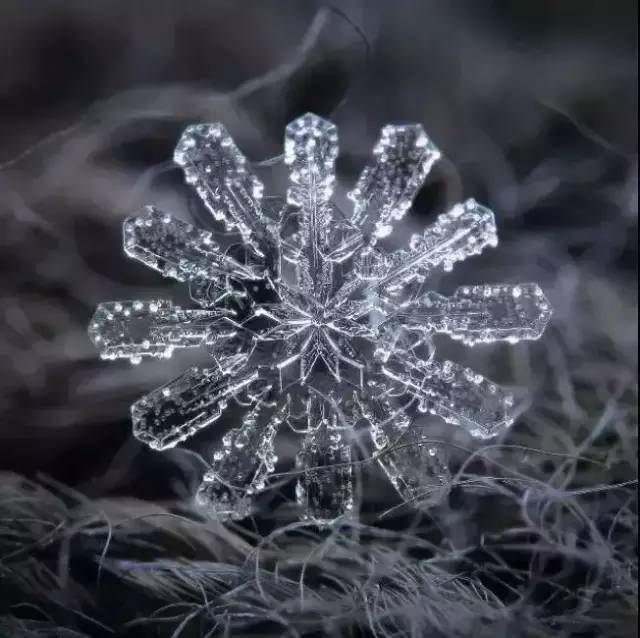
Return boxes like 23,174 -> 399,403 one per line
88,300 -> 231,363
131,367 -> 266,450
196,399 -> 284,520
381,355 -> 515,439
284,113 -> 338,299
295,396 -> 354,524
395,283 -> 552,345
358,395 -> 451,509
365,199 -> 498,292
285,114 -> 338,234
349,124 -> 441,240
377,428 -> 451,510
124,206 -> 260,282
174,123 -> 273,256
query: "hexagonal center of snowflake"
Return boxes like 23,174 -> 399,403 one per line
253,284 -> 371,388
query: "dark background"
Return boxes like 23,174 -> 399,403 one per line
0,1 -> 637,637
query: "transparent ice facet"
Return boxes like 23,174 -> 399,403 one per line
174,123 -> 272,256
284,114 -> 339,299
90,113 -> 552,522
349,124 -> 441,241
295,397 -> 353,525
124,206 -> 260,282
396,283 -> 552,345
196,400 -> 283,520
89,300 -> 229,363
131,367 -> 264,450
361,199 -> 498,293
358,396 -> 451,509
381,354 -> 515,439
377,429 -> 451,510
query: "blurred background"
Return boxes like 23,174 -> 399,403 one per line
0,1 -> 637,636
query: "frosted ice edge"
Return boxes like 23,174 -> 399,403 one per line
285,113 -> 338,209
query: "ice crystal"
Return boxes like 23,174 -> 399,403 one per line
89,113 -> 552,524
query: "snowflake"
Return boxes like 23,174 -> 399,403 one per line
89,113 -> 552,523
